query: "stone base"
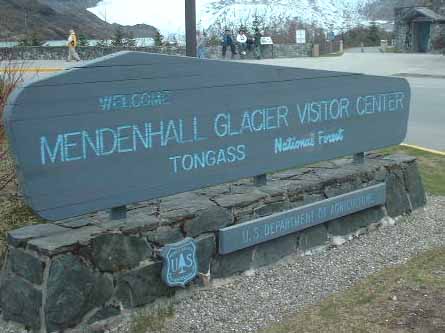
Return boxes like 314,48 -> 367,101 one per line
0,154 -> 426,332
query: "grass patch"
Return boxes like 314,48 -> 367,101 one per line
261,248 -> 445,333
375,145 -> 445,196
130,302 -> 175,333
261,145 -> 445,333
320,51 -> 344,57
0,195 -> 43,262
383,47 -> 403,53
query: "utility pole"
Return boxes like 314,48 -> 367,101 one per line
185,0 -> 197,57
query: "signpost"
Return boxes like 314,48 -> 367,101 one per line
4,52 -> 410,220
185,0 -> 197,57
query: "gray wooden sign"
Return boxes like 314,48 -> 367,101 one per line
219,183 -> 386,254
4,52 -> 410,220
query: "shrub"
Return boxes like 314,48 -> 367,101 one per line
432,36 -> 445,50
0,55 -> 24,191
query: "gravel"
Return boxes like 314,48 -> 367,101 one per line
1,196 -> 445,333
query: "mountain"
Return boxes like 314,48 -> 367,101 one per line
0,0 -> 158,41
202,0 -> 375,33
362,0 -> 422,21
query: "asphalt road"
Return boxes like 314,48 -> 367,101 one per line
407,77 -> 445,151
4,53 -> 445,151
345,46 -> 382,53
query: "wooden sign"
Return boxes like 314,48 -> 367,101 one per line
4,52 -> 410,220
219,183 -> 386,254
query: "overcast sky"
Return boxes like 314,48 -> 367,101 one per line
88,0 -> 213,35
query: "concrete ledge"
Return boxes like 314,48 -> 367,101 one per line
0,154 -> 426,331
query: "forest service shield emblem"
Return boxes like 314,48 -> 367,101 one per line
160,238 -> 198,287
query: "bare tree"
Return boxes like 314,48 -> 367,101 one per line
0,54 -> 25,191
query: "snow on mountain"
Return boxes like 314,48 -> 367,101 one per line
203,0 -> 375,33
88,0 -> 375,35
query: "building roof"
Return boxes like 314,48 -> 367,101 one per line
401,6 -> 445,23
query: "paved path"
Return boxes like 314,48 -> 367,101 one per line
345,46 -> 381,53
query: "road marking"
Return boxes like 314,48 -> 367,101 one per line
1,68 -> 63,73
401,143 -> 445,156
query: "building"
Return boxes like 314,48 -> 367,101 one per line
394,1 -> 445,53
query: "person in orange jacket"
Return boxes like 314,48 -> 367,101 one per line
67,29 -> 81,62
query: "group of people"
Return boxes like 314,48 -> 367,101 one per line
197,28 -> 264,60
68,27 -> 265,62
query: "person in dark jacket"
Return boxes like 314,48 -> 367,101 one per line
222,29 -> 236,59
254,28 -> 263,60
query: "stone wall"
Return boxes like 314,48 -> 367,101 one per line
394,8 -> 410,51
0,154 -> 426,332
431,23 -> 445,53
0,46 -> 186,61
0,44 -> 311,62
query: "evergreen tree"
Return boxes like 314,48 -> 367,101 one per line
95,39 -> 109,47
123,31 -> 137,48
367,22 -> 380,46
18,32 -> 43,46
78,33 -> 89,47
111,26 -> 125,47
154,31 -> 164,47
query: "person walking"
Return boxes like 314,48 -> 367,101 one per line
67,29 -> 81,62
222,29 -> 236,59
197,31 -> 208,59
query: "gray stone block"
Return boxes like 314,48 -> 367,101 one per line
213,190 -> 268,209
120,213 -> 160,234
87,305 -> 121,324
327,206 -> 386,236
196,233 -> 216,273
252,233 -> 297,268
115,261 -> 174,308
96,212 -> 159,234
0,274 -> 42,330
287,178 -> 323,198
55,217 -> 95,229
7,248 -> 45,285
160,192 -> 215,224
299,224 -> 328,251
45,255 -> 113,332
91,234 -> 152,272
146,226 -> 184,246
403,162 -> 426,210
27,226 -> 103,256
324,180 -> 360,198
254,201 -> 291,218
184,206 -> 232,237
211,247 -> 253,278
385,168 -> 411,217
383,154 -> 416,165
7,223 -> 67,248
257,180 -> 288,197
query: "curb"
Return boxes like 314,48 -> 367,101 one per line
394,73 -> 445,79
401,143 -> 445,157
1,68 -> 63,73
